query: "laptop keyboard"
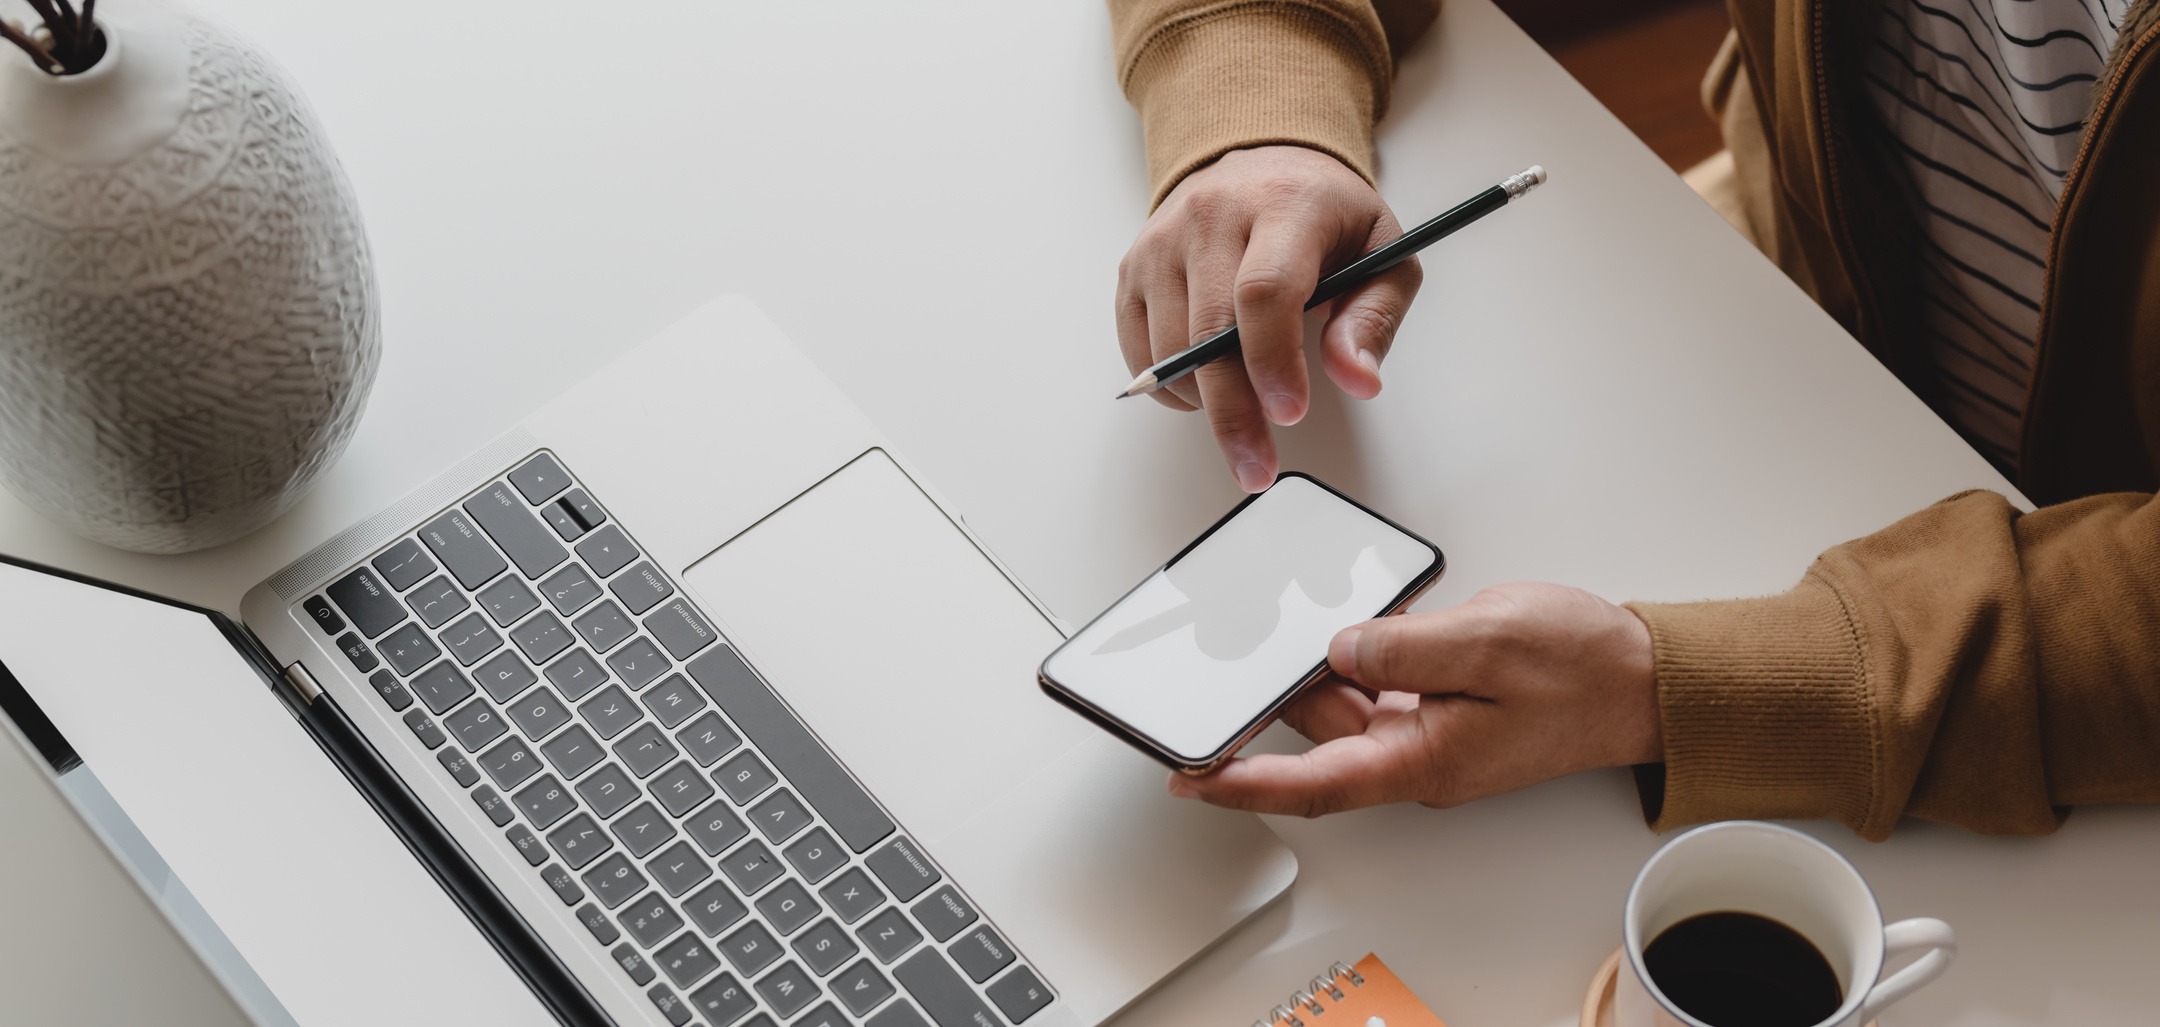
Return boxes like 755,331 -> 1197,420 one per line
300,452 -> 1056,1027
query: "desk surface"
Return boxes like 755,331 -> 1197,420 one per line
5,0 -> 2157,1024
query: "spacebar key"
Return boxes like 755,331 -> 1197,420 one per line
687,645 -> 895,852
896,949 -> 1004,1027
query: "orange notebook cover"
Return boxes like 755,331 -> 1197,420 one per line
1252,954 -> 1447,1027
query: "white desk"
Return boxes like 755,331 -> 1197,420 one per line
5,0 -> 2156,1024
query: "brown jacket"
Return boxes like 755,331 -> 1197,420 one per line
1111,0 -> 2160,839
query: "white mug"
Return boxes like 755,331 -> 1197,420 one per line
1617,821 -> 1956,1027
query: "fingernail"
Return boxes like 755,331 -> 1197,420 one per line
1235,461 -> 1273,493
1263,393 -> 1301,426
1356,349 -> 1381,376
1331,624 -> 1364,677
1167,775 -> 1198,798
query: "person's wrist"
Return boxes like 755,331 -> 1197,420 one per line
1617,607 -> 1663,765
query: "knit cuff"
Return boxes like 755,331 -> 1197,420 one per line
1625,574 -> 1889,839
1122,5 -> 1385,208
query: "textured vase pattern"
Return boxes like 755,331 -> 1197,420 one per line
0,11 -> 379,553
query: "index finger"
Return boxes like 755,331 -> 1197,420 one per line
1166,732 -> 1427,817
1232,211 -> 1326,427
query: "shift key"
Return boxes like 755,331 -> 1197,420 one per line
466,482 -> 569,579
420,510 -> 509,590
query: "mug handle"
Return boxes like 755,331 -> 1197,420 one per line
1857,917 -> 1957,1022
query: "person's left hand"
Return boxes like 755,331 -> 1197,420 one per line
1167,582 -> 1662,816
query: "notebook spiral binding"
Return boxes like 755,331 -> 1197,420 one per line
1250,961 -> 1367,1027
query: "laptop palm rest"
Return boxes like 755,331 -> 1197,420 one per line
683,449 -> 1297,1023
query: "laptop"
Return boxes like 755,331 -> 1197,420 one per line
0,297 -> 1298,1027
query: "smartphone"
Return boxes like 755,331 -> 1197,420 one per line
1038,473 -> 1444,774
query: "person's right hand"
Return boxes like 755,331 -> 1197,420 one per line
1115,145 -> 1424,492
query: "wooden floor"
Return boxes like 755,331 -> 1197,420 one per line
1509,0 -> 1734,172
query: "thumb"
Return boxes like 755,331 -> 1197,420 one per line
1167,733 -> 1429,816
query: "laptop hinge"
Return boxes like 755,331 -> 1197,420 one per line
281,662 -> 324,705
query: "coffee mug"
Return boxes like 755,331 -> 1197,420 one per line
1617,821 -> 1956,1027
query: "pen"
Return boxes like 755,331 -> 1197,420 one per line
1117,165 -> 1548,399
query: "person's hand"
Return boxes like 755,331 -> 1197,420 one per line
1116,145 -> 1423,492
1167,582 -> 1662,815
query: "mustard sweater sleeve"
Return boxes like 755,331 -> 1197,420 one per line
1108,0 -> 1442,207
1626,489 -> 2160,840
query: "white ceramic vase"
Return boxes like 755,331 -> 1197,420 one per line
0,0 -> 379,554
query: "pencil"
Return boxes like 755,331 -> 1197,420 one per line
1117,165 -> 1548,399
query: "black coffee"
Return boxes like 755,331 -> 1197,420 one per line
1643,911 -> 1843,1027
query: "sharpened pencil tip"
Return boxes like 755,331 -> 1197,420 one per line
1117,373 -> 1158,399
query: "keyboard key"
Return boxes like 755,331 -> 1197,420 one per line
476,576 -> 541,627
615,723 -> 681,778
545,649 -> 610,699
507,823 -> 548,866
647,839 -> 714,897
542,501 -> 587,542
687,972 -> 756,1027
510,613 -> 574,663
651,761 -> 718,816
579,685 -> 643,739
819,868 -> 888,925
895,948 -> 999,1027
466,482 -> 570,579
372,538 -> 440,591
546,813 -> 613,870
576,525 -> 639,578
419,509 -> 508,590
539,563 -> 604,615
749,789 -> 814,844
714,750 -> 778,804
785,828 -> 848,884
677,712 -> 742,766
440,612 -> 505,666
687,800 -> 750,856
444,698 -> 508,752
656,931 -> 726,989
720,840 -> 785,895
948,926 -> 1014,983
377,622 -> 440,676
910,887 -> 977,943
577,902 -> 622,945
366,670 -> 413,711
684,879 -> 750,936
986,966 -> 1051,1023
648,983 -> 693,1026
583,852 -> 650,909
613,943 -> 657,985
798,1001 -> 852,1027
856,908 -> 922,965
438,747 -> 481,787
575,763 -> 641,818
573,601 -> 634,653
607,637 -> 672,690
645,600 -> 718,660
757,879 -> 822,936
302,595 -> 344,635
867,1000 -> 932,1027
611,802 -> 680,858
409,661 -> 476,714
506,685 -> 573,740
473,786 -> 515,827
621,891 -> 685,947
720,921 -> 784,976
690,646 -> 895,852
610,562 -> 677,615
405,576 -> 470,628
472,651 -> 537,703
833,958 -> 898,1017
478,736 -> 543,790
336,632 -> 380,673
641,674 -> 706,728
513,773 -> 580,829
403,708 -> 447,749
539,724 -> 606,779
794,919 -> 861,977
561,488 -> 606,530
866,837 -> 941,902
509,453 -> 573,504
755,960 -> 822,1019
327,568 -> 405,639
540,863 -> 584,905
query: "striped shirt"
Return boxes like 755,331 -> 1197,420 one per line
1866,0 -> 2129,470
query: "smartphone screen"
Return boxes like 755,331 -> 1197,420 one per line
1039,474 -> 1442,767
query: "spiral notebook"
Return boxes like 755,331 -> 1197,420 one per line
1250,953 -> 1447,1027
